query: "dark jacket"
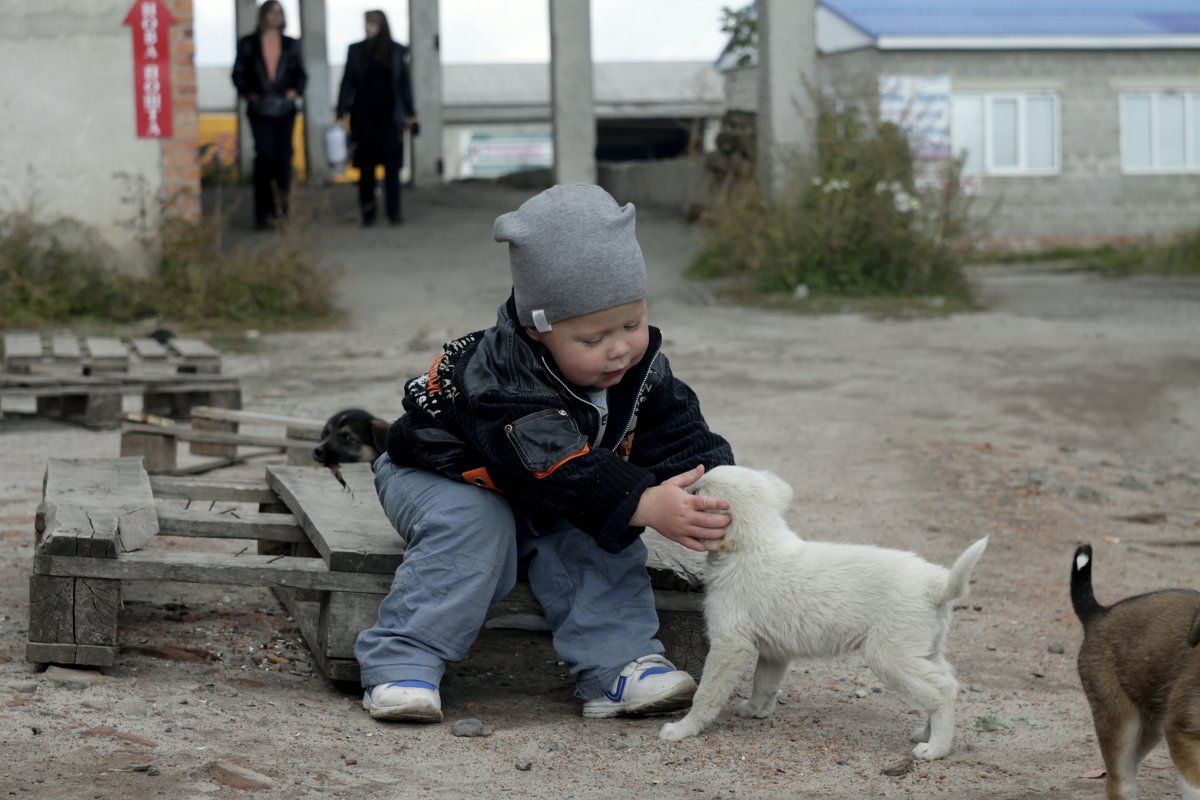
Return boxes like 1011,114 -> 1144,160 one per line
386,297 -> 734,553
232,33 -> 307,118
337,40 -> 416,135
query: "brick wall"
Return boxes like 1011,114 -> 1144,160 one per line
163,0 -> 201,222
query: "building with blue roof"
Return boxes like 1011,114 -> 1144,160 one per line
720,0 -> 1200,248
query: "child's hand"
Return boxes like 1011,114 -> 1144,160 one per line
631,465 -> 730,552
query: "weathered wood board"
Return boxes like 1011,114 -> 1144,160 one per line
38,457 -> 159,556
267,463 -> 404,574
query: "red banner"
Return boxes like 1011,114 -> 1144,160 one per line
123,0 -> 177,138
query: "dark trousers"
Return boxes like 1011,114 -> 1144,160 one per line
248,112 -> 296,226
357,149 -> 402,224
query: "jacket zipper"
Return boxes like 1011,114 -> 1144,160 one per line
539,343 -> 661,451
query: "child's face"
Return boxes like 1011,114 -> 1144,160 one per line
527,300 -> 649,390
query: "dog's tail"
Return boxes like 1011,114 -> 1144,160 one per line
939,536 -> 989,605
1070,544 -> 1104,625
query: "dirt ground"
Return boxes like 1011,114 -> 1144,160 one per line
1,182 -> 1198,799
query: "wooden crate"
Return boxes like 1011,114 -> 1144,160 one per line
26,458 -> 708,683
2,333 -> 223,376
1,373 -> 241,428
119,406 -> 324,475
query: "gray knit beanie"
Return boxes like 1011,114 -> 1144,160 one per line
494,184 -> 647,332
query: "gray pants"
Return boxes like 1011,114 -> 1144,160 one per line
355,454 -> 665,700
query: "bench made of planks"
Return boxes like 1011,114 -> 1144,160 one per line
119,406 -> 325,475
26,458 -> 708,683
2,333 -> 222,376
0,374 -> 241,428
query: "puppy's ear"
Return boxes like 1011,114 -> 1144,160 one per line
762,471 -> 794,512
370,417 -> 389,453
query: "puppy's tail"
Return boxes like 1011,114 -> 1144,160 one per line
1071,544 -> 1104,625
940,536 -> 989,605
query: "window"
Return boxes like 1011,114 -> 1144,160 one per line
951,92 -> 1060,175
1120,90 -> 1200,173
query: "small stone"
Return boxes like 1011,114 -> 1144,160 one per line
1031,669 -> 1046,678
1118,475 -> 1151,492
1074,486 -> 1105,504
451,719 -> 486,738
986,645 -> 997,652
792,284 -> 809,301
926,522 -> 941,532
515,761 -> 532,771
1047,643 -> 1065,655
44,666 -> 105,690
854,689 -> 868,698
208,760 -> 274,790
8,681 -> 38,695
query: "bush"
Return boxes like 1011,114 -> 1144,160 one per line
693,95 -> 977,303
0,200 -> 340,330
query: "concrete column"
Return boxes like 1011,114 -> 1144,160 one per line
409,0 -> 444,186
298,0 -> 332,183
234,0 -> 256,182
756,0 -> 817,199
548,0 -> 595,185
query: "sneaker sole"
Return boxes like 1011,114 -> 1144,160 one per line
582,683 -> 696,719
363,699 -> 443,723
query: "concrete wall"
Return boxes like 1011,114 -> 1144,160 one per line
725,48 -> 1200,248
598,156 -> 711,213
0,0 -> 198,272
839,48 -> 1200,248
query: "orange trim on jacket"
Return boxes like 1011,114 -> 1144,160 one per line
532,443 -> 591,479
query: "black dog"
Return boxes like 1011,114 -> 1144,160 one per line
313,409 -> 389,472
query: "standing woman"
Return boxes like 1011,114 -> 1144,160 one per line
232,0 -> 308,230
337,10 -> 418,226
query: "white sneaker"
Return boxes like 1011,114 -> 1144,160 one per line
582,655 -> 696,719
362,682 -> 443,722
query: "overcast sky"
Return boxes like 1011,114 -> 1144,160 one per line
195,0 -> 734,66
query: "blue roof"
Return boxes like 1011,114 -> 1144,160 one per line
822,0 -> 1200,38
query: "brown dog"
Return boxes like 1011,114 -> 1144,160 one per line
1071,543 -> 1200,800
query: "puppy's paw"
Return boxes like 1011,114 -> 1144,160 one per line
659,718 -> 702,742
736,698 -> 775,719
912,742 -> 949,761
910,722 -> 931,743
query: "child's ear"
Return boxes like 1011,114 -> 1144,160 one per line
524,325 -> 543,342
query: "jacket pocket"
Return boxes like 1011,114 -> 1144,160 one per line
505,409 -> 590,478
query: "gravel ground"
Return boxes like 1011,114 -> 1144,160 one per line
1,183 -> 1198,799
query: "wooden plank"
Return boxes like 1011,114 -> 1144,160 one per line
84,337 -> 127,360
130,338 -> 170,359
267,463 -> 404,574
168,338 -> 221,359
273,587 -> 361,682
39,458 -> 159,556
28,574 -> 120,648
3,333 -> 46,356
120,423 -> 311,449
34,550 -> 394,594
26,641 -> 116,667
150,475 -> 278,505
156,507 -> 307,543
191,406 -> 323,429
3,333 -> 45,364
50,335 -> 82,360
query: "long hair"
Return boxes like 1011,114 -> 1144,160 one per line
365,10 -> 394,65
256,0 -> 285,34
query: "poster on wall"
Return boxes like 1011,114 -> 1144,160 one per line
459,132 -> 553,178
124,0 -> 175,139
879,74 -> 950,160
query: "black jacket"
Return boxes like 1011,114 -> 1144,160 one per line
386,297 -> 734,553
337,40 -> 416,134
232,33 -> 307,118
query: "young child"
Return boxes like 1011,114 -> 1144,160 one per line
357,183 -> 734,722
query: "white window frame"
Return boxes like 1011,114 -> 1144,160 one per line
1119,90 -> 1200,175
951,91 -> 1061,177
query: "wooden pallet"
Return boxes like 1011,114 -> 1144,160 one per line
26,458 -> 708,683
2,333 -> 222,376
120,406 -> 324,475
0,373 -> 241,428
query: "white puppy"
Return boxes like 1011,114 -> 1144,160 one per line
659,465 -> 988,760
